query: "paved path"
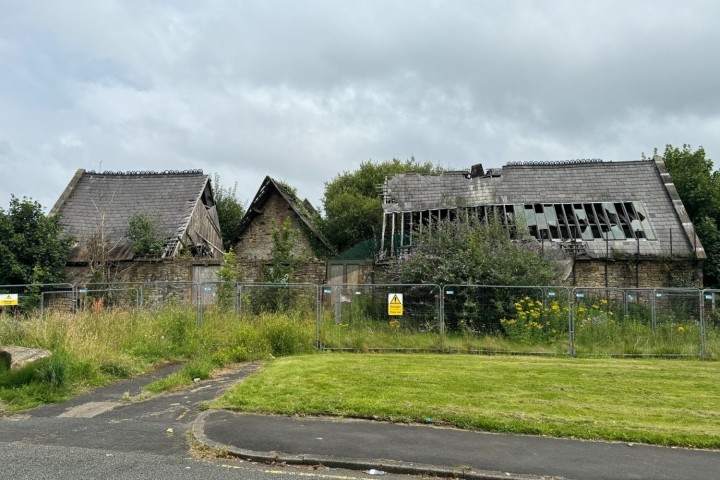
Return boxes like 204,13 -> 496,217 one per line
3,361 -> 720,480
194,407 -> 720,480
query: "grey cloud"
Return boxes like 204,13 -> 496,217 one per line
1,0 -> 719,211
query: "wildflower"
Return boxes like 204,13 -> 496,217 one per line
677,326 -> 685,333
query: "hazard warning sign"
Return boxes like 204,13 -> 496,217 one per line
388,293 -> 403,316
0,293 -> 18,306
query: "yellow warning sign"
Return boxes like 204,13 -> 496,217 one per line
0,294 -> 18,306
388,293 -> 403,316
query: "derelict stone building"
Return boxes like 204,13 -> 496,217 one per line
379,156 -> 705,288
50,169 -> 224,295
233,176 -> 334,284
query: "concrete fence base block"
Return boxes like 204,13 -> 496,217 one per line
0,346 -> 52,370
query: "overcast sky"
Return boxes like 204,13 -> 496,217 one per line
1,0 -> 718,212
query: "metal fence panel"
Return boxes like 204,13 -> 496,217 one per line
319,283 -> 442,351
196,282 -> 320,326
0,280 -> 713,358
74,286 -> 140,312
571,287 -> 701,357
0,283 -> 75,315
141,281 -> 198,309
443,285 -> 573,354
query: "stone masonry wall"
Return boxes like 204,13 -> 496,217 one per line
234,190 -> 327,285
571,259 -> 699,288
65,259 -> 221,306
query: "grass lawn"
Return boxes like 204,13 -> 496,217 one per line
216,353 -> 720,449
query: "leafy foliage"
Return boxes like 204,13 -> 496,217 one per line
660,144 -> 720,286
0,196 -> 73,285
263,218 -> 302,283
213,175 -> 246,250
322,158 -> 443,252
391,217 -> 557,286
216,250 -> 239,309
127,211 -> 164,257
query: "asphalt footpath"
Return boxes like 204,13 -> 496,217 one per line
193,410 -> 720,480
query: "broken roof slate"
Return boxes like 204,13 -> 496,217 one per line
51,169 -> 211,261
383,159 -> 704,259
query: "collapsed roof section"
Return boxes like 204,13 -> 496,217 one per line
381,157 -> 704,260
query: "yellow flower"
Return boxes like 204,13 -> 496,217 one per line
677,326 -> 685,333
600,299 -> 608,305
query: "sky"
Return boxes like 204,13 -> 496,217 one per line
1,0 -> 719,213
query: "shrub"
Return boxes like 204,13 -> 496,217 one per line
500,297 -> 567,343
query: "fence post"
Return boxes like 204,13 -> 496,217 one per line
196,282 -> 205,328
236,282 -> 242,314
439,285 -> 445,336
700,289 -> 707,359
569,287 -> 576,356
316,284 -> 323,350
651,288 -> 657,332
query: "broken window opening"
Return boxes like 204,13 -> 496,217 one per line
393,201 -> 655,252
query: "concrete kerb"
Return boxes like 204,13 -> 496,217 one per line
191,410 -> 548,480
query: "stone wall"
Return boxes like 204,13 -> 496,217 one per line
236,259 -> 327,285
367,257 -> 700,289
234,189 -> 328,285
571,259 -> 700,288
65,259 -> 221,306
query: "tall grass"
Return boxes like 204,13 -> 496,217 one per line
0,306 -> 315,411
1,301 -> 718,411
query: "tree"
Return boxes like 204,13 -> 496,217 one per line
127,211 -> 164,257
322,158 -> 443,252
661,145 -> 720,222
0,196 -> 73,285
213,175 -> 246,251
660,144 -> 720,286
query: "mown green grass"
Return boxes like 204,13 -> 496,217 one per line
216,353 -> 720,449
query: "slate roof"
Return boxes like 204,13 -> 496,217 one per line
383,157 -> 704,259
235,176 -> 334,253
50,169 -> 213,262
